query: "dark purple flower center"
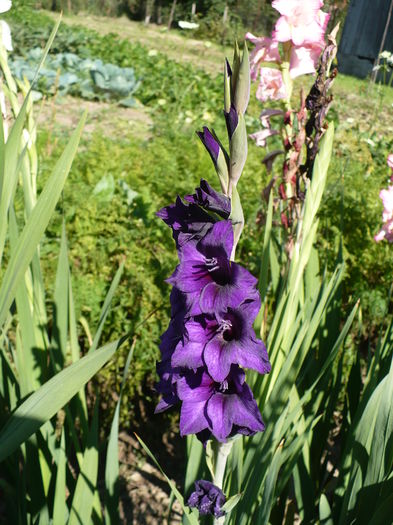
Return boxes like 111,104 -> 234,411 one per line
214,377 -> 240,395
203,253 -> 230,285
218,319 -> 234,341
218,311 -> 242,342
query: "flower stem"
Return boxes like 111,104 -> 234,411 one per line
213,441 -> 233,525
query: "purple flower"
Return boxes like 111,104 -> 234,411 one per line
169,220 -> 259,314
154,358 -> 181,413
188,479 -> 226,518
171,300 -> 271,382
159,288 -> 188,360
185,179 -> 231,219
157,196 -> 214,248
177,366 -> 264,442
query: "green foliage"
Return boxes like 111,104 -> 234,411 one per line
6,6 -> 222,117
6,0 -> 393,442
0,26 -> 131,524
320,119 -> 393,330
10,49 -> 140,105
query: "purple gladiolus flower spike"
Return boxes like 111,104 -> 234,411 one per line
178,366 -> 264,442
170,220 -> 259,314
156,174 -> 270,445
185,179 -> 231,219
188,479 -> 226,517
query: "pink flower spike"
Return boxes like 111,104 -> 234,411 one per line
256,68 -> 287,103
272,0 -> 329,46
245,32 -> 281,81
289,43 -> 323,78
387,153 -> 393,170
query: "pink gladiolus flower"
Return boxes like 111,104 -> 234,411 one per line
256,68 -> 287,103
375,185 -> 393,242
387,154 -> 393,170
245,32 -> 281,81
260,108 -> 284,128
249,128 -> 279,148
272,0 -> 329,46
289,43 -> 323,78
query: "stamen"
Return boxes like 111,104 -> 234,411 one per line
205,256 -> 219,273
218,319 -> 232,333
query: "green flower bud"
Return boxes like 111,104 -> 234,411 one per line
233,42 -> 250,115
231,40 -> 241,96
224,60 -> 231,114
229,112 -> 247,190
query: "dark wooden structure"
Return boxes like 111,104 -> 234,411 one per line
338,0 -> 393,80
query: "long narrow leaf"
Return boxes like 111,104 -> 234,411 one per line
104,339 -> 135,524
53,428 -> 67,524
68,404 -> 99,525
135,434 -> 199,525
89,262 -> 124,353
0,336 -> 127,462
0,113 -> 86,330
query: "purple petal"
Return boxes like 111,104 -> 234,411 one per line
233,337 -> 271,375
154,360 -> 181,413
157,196 -> 214,248
198,219 -> 233,259
197,127 -> 220,163
199,263 -> 258,314
206,393 -> 232,442
238,296 -> 262,321
171,243 -> 211,293
171,320 -> 207,369
224,104 -> 238,139
180,399 -> 210,435
177,369 -> 213,402
184,179 -> 231,219
187,480 -> 226,518
203,337 -> 232,382
229,382 -> 265,433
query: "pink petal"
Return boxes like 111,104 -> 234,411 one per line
290,45 -> 322,79
273,15 -> 292,42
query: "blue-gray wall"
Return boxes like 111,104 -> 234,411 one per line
338,0 -> 393,79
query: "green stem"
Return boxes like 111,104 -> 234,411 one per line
213,440 -> 233,525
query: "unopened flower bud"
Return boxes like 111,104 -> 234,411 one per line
229,113 -> 247,189
197,127 -> 229,193
233,42 -> 250,115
